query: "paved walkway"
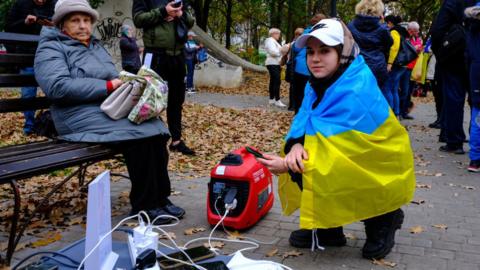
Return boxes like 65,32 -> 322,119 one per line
7,93 -> 480,269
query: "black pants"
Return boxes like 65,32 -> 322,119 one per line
113,135 -> 171,212
438,63 -> 468,146
267,65 -> 281,100
145,48 -> 186,141
122,64 -> 140,74
293,72 -> 309,114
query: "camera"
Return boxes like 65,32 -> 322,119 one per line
171,0 -> 182,8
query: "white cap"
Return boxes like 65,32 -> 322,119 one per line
295,19 -> 344,48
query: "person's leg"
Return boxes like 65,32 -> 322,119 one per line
289,227 -> 346,249
185,59 -> 195,89
288,82 -> 295,110
439,68 -> 467,151
398,69 -> 411,117
293,73 -> 309,114
272,65 -> 281,101
469,107 -> 480,172
362,209 -> 404,259
20,67 -> 37,134
385,66 -> 404,117
266,65 -> 275,100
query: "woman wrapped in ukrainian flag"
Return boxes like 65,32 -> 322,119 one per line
258,18 -> 416,260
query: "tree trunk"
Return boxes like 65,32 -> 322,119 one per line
225,0 -> 233,49
191,0 -> 212,31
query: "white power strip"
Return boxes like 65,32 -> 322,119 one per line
127,225 -> 160,270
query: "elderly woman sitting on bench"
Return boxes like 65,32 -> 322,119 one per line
34,0 -> 183,224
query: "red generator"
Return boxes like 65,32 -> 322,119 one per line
207,147 -> 274,230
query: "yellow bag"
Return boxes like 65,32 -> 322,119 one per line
411,53 -> 424,82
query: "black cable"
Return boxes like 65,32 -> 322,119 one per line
13,251 -> 81,270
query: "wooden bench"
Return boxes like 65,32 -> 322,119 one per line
0,32 -> 124,265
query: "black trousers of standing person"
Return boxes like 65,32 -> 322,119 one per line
292,72 -> 310,114
144,48 -> 186,142
431,66 -> 443,122
113,135 -> 171,213
437,62 -> 468,147
267,65 -> 281,101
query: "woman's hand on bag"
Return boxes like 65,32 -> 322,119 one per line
257,154 -> 288,175
285,143 -> 308,173
111,78 -> 123,90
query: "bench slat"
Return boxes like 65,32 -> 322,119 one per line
0,54 -> 35,66
0,97 -> 50,113
0,142 -> 91,164
0,74 -> 38,88
0,32 -> 39,45
0,144 -> 117,183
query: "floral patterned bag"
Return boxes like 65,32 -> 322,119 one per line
127,66 -> 169,124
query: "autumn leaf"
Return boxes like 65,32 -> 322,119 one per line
432,224 -> 448,230
266,248 -> 278,257
171,190 -> 182,196
184,227 -> 206,235
159,232 -> 177,240
204,241 -> 225,249
344,232 -> 357,240
31,232 -> 62,248
411,199 -> 426,205
410,226 -> 425,234
227,230 -> 244,240
434,173 -> 444,177
462,185 -> 476,190
282,250 -> 303,259
416,183 -> 431,189
372,259 -> 397,268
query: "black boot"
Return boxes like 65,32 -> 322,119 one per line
362,209 -> 404,260
289,227 -> 346,249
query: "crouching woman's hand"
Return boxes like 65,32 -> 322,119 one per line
257,154 -> 289,175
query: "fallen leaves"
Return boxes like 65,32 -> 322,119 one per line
204,241 -> 225,249
432,224 -> 448,230
30,231 -> 62,248
448,183 -> 476,190
344,232 -> 357,240
265,248 -> 278,257
411,199 -> 426,205
159,232 -> 177,240
416,183 -> 432,189
281,250 -> 303,259
184,227 -> 207,235
226,230 -> 244,240
372,259 -> 397,268
410,226 -> 425,234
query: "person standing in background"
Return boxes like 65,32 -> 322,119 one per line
265,28 -> 286,108
184,31 -> 199,94
120,24 -> 142,74
5,0 -> 56,135
133,0 -> 196,155
348,0 -> 392,90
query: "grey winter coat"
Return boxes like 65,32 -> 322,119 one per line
34,27 -> 170,143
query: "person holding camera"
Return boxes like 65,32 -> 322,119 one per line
5,0 -> 56,135
133,0 -> 196,155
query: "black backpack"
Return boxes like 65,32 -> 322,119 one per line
394,38 -> 418,66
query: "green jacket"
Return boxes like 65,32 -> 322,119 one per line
133,0 -> 194,56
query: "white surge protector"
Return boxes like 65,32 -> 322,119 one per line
127,225 -> 160,270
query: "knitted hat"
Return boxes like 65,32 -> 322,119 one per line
52,0 -> 99,26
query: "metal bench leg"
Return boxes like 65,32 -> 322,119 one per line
5,180 -> 21,265
9,168 -> 82,263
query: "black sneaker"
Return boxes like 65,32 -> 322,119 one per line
362,209 -> 404,260
428,120 -> 441,129
439,145 -> 465,155
289,227 -> 346,249
130,208 -> 173,225
161,199 -> 185,219
169,140 -> 195,155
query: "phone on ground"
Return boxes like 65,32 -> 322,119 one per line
157,246 -> 215,269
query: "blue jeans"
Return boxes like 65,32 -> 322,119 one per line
399,69 -> 413,116
470,107 -> 480,161
20,67 -> 37,134
185,59 -> 195,89
383,66 -> 407,116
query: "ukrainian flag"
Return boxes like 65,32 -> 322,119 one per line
279,56 -> 416,229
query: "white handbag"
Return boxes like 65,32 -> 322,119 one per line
100,80 -> 144,120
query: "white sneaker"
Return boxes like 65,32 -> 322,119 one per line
275,100 -> 287,108
269,99 -> 275,105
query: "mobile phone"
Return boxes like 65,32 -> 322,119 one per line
245,146 -> 265,159
157,246 -> 215,269
171,0 -> 182,8
183,261 -> 229,270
